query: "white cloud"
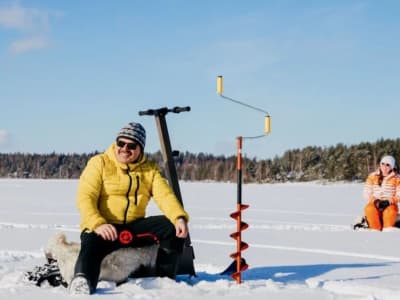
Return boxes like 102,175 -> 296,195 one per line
10,35 -> 48,54
0,2 -> 49,32
0,2 -> 56,54
0,129 -> 9,145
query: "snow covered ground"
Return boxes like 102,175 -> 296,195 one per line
1,178 -> 400,299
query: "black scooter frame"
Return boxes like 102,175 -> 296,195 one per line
139,106 -> 196,277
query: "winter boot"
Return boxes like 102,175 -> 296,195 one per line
69,274 -> 91,295
156,248 -> 179,280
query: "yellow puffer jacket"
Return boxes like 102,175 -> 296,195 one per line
77,143 -> 189,232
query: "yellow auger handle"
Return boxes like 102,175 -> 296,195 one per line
264,115 -> 271,134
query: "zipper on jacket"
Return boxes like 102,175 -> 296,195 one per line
134,175 -> 139,206
123,166 -> 133,225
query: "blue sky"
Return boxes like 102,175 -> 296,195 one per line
1,0 -> 399,159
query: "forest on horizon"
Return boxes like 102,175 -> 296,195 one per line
1,138 -> 399,183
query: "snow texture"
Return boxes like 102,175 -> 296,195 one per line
1,178 -> 400,299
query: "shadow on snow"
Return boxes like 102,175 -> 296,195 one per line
180,262 -> 393,285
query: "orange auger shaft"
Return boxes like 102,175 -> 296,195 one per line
229,136 -> 249,284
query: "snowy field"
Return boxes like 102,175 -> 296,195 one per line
1,179 -> 400,300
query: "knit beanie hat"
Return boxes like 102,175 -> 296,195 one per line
380,155 -> 396,169
116,122 -> 146,150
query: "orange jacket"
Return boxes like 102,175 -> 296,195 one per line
363,170 -> 400,205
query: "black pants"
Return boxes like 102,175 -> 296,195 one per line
73,215 -> 184,293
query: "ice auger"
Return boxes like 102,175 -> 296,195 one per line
216,75 -> 271,284
229,136 -> 249,284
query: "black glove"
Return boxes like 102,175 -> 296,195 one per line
374,199 -> 390,211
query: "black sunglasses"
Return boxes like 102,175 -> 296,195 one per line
116,140 -> 139,150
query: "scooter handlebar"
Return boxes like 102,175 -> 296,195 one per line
138,109 -> 157,116
170,106 -> 191,113
138,106 -> 190,116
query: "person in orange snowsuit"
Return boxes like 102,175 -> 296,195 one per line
363,155 -> 400,230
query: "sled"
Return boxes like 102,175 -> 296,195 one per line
139,106 -> 196,277
220,258 -> 247,276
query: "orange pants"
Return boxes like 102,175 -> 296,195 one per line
364,201 -> 398,230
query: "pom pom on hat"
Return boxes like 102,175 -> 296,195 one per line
380,155 -> 396,169
116,122 -> 146,150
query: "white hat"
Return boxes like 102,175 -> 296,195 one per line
380,155 -> 396,169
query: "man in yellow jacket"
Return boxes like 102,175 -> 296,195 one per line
70,122 -> 189,295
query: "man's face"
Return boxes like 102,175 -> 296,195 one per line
115,138 -> 141,164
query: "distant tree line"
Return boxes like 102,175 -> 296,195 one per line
1,138 -> 400,182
